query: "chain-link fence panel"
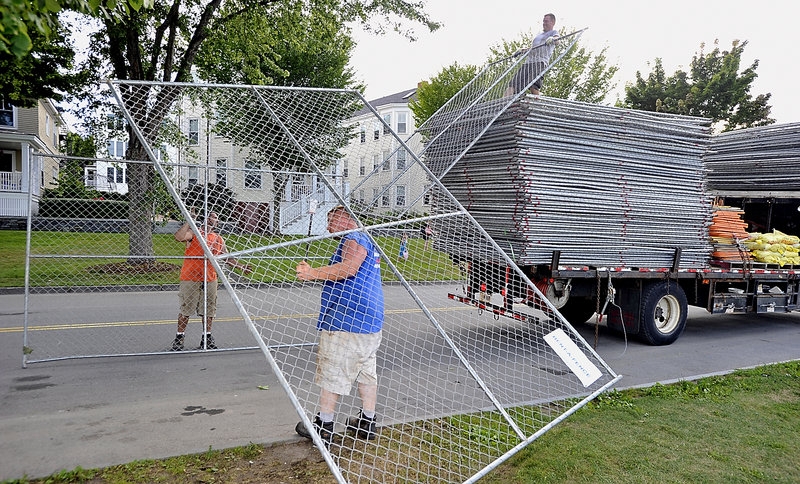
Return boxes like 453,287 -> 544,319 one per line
22,154 -> 274,362
23,29 -> 619,482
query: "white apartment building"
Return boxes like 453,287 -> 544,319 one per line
338,87 -> 430,215
0,98 -> 64,218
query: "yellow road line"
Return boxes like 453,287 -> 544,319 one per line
0,306 -> 472,333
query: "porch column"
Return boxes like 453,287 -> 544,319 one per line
20,142 -> 30,193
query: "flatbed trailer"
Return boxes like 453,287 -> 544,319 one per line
457,248 -> 800,346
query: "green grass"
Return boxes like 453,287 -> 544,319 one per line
0,231 -> 27,287
0,231 -> 461,287
4,361 -> 798,483
484,361 -> 800,484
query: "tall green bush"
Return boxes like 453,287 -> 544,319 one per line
39,198 -> 129,219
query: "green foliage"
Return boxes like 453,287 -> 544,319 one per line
181,183 -> 236,222
0,25 -> 87,108
409,62 -> 479,126
412,29 -> 618,126
41,133 -> 99,200
196,0 -> 359,89
487,28 -> 619,104
622,40 -> 774,131
61,132 -> 96,158
61,0 -> 437,259
39,198 -> 129,219
0,0 -> 151,59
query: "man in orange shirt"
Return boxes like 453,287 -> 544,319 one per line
170,211 -> 250,351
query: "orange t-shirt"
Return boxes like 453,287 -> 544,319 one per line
180,231 -> 224,281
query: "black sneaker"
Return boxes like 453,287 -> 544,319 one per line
170,334 -> 184,351
199,334 -> 217,350
345,410 -> 377,440
295,414 -> 334,446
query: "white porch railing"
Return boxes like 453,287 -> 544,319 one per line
0,172 -> 23,192
279,182 -> 345,234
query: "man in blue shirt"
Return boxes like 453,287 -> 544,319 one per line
295,205 -> 384,445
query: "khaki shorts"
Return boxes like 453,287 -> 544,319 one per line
315,330 -> 382,395
179,280 -> 218,318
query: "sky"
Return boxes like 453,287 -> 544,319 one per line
348,0 -> 799,124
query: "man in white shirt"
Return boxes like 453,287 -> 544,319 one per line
505,13 -> 559,96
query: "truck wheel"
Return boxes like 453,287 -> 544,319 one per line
555,297 -> 597,325
639,281 -> 687,345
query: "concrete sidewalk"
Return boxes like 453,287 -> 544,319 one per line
0,348 -> 304,481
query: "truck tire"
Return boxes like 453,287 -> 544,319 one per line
639,281 -> 688,345
555,297 -> 597,325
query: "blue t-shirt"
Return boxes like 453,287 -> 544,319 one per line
317,232 -> 384,333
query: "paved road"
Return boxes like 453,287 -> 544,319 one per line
1,290 -> 799,481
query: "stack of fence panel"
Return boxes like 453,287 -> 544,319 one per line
434,96 -> 714,269
706,123 -> 800,192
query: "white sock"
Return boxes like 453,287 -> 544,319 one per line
362,409 -> 375,419
319,412 -> 334,423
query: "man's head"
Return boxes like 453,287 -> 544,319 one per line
326,206 -> 357,233
204,211 -> 219,229
543,13 -> 556,32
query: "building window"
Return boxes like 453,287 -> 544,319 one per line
372,154 -> 380,171
107,140 -> 127,158
381,186 -> 390,207
360,125 -> 366,143
0,98 -> 15,128
245,160 -> 261,189
188,118 -> 200,145
372,187 -> 379,206
216,159 -> 227,187
188,166 -> 199,186
116,166 -> 125,183
423,184 -> 432,205
396,185 -> 406,206
373,123 -> 380,140
382,150 -> 391,171
397,112 -> 407,134
396,148 -> 406,170
107,167 -> 115,184
383,114 -> 391,134
330,162 -> 338,176
359,157 -> 366,176
45,114 -> 51,137
343,160 -> 349,178
106,113 -> 124,131
359,189 -> 365,203
52,167 -> 58,183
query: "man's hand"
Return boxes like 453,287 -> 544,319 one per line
296,260 -> 314,281
545,36 -> 555,46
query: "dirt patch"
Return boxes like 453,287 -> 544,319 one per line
86,261 -> 181,274
28,441 -> 338,484
219,442 -> 335,484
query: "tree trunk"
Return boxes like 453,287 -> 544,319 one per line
126,138 -> 155,263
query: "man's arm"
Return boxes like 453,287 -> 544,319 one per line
218,237 -> 253,274
296,239 -> 367,281
174,220 -> 194,242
